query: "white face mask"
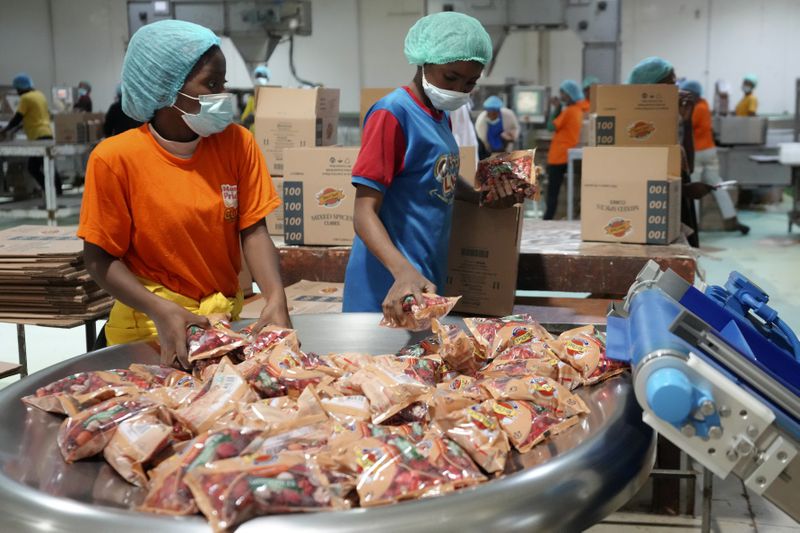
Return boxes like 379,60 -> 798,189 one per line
422,69 -> 471,111
173,91 -> 235,137
255,77 -> 269,86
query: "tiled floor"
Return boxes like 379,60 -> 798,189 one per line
0,200 -> 798,531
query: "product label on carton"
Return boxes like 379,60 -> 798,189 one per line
283,181 -> 305,244
645,180 -> 670,244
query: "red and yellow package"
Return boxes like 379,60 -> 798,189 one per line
57,395 -> 159,462
429,375 -> 488,420
479,357 -> 582,391
184,452 -> 348,531
237,345 -> 343,399
186,319 -> 246,362
435,401 -> 511,474
349,359 -> 432,424
396,335 -> 441,357
379,293 -> 460,332
238,323 -> 300,360
475,149 -> 540,206
128,364 -> 196,388
103,412 -> 173,487
174,358 -> 256,434
490,399 -> 581,453
481,375 -> 590,418
320,395 -> 372,424
464,314 -> 551,358
557,325 -> 627,385
23,369 -> 151,416
432,319 -> 482,375
245,421 -> 331,457
139,427 -> 262,515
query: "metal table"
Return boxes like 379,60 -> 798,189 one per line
0,140 -> 95,226
0,313 -> 655,532
275,221 -> 697,298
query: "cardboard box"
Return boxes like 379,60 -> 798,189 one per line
581,146 -> 682,245
459,146 -> 478,187
267,177 -> 284,236
588,84 -> 678,147
445,200 -> 523,316
282,146 -> 360,246
240,280 -> 343,318
253,87 -> 340,175
54,112 -> 104,144
360,88 -> 394,129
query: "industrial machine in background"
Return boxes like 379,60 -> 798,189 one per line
51,86 -> 79,113
608,261 -> 800,525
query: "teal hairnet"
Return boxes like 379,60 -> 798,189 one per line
79,81 -> 92,91
627,56 -> 674,84
560,80 -> 584,102
404,12 -> 492,66
121,20 -> 221,122
253,65 -> 270,79
12,73 -> 32,90
744,73 -> 758,87
680,79 -> 703,97
582,75 -> 599,89
483,95 -> 503,110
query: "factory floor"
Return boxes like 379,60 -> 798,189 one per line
0,199 -> 798,531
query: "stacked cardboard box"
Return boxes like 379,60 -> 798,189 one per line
581,84 -> 682,244
54,113 -> 105,144
0,225 -> 112,320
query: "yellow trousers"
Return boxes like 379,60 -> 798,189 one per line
105,279 -> 243,346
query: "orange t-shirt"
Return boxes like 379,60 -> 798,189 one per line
692,98 -> 715,151
548,104 -> 584,165
78,124 -> 279,302
577,99 -> 590,113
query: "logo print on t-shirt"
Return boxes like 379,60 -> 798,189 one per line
429,152 -> 459,204
221,184 -> 238,222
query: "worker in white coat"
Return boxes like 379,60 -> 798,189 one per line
475,95 -> 519,154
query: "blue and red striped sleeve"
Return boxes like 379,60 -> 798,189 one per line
352,109 -> 406,193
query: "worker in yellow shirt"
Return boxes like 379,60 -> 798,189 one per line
0,73 -> 63,195
241,65 -> 271,131
735,74 -> 758,116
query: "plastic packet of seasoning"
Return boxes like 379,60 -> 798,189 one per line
235,396 -> 297,429
103,412 -> 173,487
142,385 -> 198,410
349,359 -> 432,424
57,395 -> 159,462
139,427 -> 262,515
479,357 -> 582,391
184,451 -> 348,531
557,325 -> 627,385
238,323 -> 300,360
394,355 -> 445,386
379,293 -> 461,332
489,399 -> 581,453
174,358 -> 256,434
348,430 -> 485,507
245,421 -> 331,457
464,314 -> 552,358
475,149 -> 540,206
240,345 -> 343,399
434,401 -> 511,474
319,352 -> 378,374
186,318 -> 246,362
23,369 -> 150,416
383,398 -> 431,425
429,376 -> 487,420
396,335 -> 441,357
128,364 -> 196,388
481,375 -> 589,418
431,319 -> 482,375
320,395 -> 372,424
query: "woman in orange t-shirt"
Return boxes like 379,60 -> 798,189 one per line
681,80 -> 749,235
544,80 -> 585,220
77,20 -> 290,367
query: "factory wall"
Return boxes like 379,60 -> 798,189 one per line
0,0 -> 57,100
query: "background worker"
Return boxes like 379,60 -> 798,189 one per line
681,79 -> 749,235
475,95 -> 519,154
543,79 -> 584,220
628,56 -> 714,248
241,65 -> 271,131
74,81 -> 93,112
103,84 -> 143,137
578,75 -> 599,113
735,74 -> 758,116
0,73 -> 64,196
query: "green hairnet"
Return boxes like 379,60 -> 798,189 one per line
121,20 -> 221,122
560,80 -> 584,102
404,12 -> 493,66
627,56 -> 674,84
582,75 -> 599,89
744,73 -> 758,87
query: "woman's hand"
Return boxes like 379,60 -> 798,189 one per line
382,268 -> 436,328
249,297 -> 293,337
150,300 -> 211,369
482,176 -> 518,208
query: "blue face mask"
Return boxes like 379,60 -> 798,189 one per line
173,91 -> 235,137
78,88 -> 88,97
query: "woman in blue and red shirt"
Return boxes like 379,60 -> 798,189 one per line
343,12 -> 510,326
